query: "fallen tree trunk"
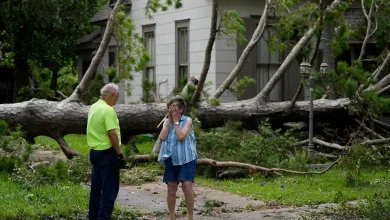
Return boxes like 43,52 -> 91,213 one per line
0,98 -> 352,157
0,98 -> 351,137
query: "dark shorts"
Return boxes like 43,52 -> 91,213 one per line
163,157 -> 196,183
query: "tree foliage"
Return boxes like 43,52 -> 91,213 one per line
0,0 -> 98,98
112,6 -> 150,97
218,10 -> 247,44
145,0 -> 183,18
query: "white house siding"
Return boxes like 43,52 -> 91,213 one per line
126,0 -> 216,104
215,0 -> 267,102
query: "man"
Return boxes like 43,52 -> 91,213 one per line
87,83 -> 125,220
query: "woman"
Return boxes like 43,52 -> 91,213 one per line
158,95 -> 197,220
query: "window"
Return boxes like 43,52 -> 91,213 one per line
176,20 -> 189,87
257,28 -> 282,101
108,49 -> 116,82
143,25 -> 156,83
82,59 -> 92,76
143,25 -> 156,99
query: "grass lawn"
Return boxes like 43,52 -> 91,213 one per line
32,134 -> 390,207
35,134 -> 89,154
0,173 -> 89,218
196,167 -> 390,206
34,134 -> 155,155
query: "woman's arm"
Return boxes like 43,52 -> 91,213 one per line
158,118 -> 171,141
174,119 -> 193,141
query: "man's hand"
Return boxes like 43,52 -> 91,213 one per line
117,153 -> 127,169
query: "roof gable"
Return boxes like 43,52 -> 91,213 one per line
90,0 -> 132,25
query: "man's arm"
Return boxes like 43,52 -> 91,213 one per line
108,129 -> 121,154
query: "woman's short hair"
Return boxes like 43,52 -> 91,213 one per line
100,83 -> 119,99
167,95 -> 186,111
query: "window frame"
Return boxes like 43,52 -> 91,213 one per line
256,26 -> 283,101
142,24 -> 156,98
175,20 -> 190,87
108,47 -> 116,82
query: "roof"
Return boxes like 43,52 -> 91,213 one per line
90,0 -> 132,25
77,29 -> 101,44
344,8 -> 376,43
344,8 -> 364,28
90,2 -> 112,24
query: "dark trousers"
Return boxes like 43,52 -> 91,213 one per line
88,147 -> 120,220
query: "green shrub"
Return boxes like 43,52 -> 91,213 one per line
338,145 -> 390,187
120,164 -> 163,185
67,153 -> 91,183
324,191 -> 390,220
0,121 -> 32,174
196,120 -> 297,168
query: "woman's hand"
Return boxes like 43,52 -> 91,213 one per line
167,104 -> 173,121
171,105 -> 181,123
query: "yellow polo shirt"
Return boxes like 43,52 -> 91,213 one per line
87,99 -> 121,151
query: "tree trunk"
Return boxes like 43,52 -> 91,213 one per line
190,0 -> 219,105
256,0 -> 343,102
66,0 -> 124,103
0,98 -> 351,158
212,0 -> 270,99
358,0 -> 375,61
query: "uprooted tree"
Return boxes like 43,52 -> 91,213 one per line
1,0 -> 390,175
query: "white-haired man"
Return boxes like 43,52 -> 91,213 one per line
87,83 -> 124,220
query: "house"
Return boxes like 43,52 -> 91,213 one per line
76,0 -> 369,104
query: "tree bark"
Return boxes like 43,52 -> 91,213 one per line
66,0 -> 124,102
0,97 -> 352,158
373,52 -> 390,80
294,138 -> 345,150
361,138 -> 390,145
367,69 -> 390,93
212,0 -> 270,99
190,0 -> 218,105
358,0 -> 376,61
256,0 -> 343,103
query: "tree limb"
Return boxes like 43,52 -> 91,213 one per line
358,0 -> 376,61
256,0 -> 343,103
373,119 -> 390,129
354,118 -> 385,139
288,17 -> 323,110
361,138 -> 390,145
129,154 -> 344,176
212,0 -> 270,99
55,136 -> 81,159
294,138 -> 345,150
66,0 -> 124,102
190,0 -> 218,105
315,152 -> 338,159
373,52 -> 390,80
151,138 -> 162,155
29,161 -> 51,171
56,90 -> 68,99
361,0 -> 369,20
217,169 -> 250,179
